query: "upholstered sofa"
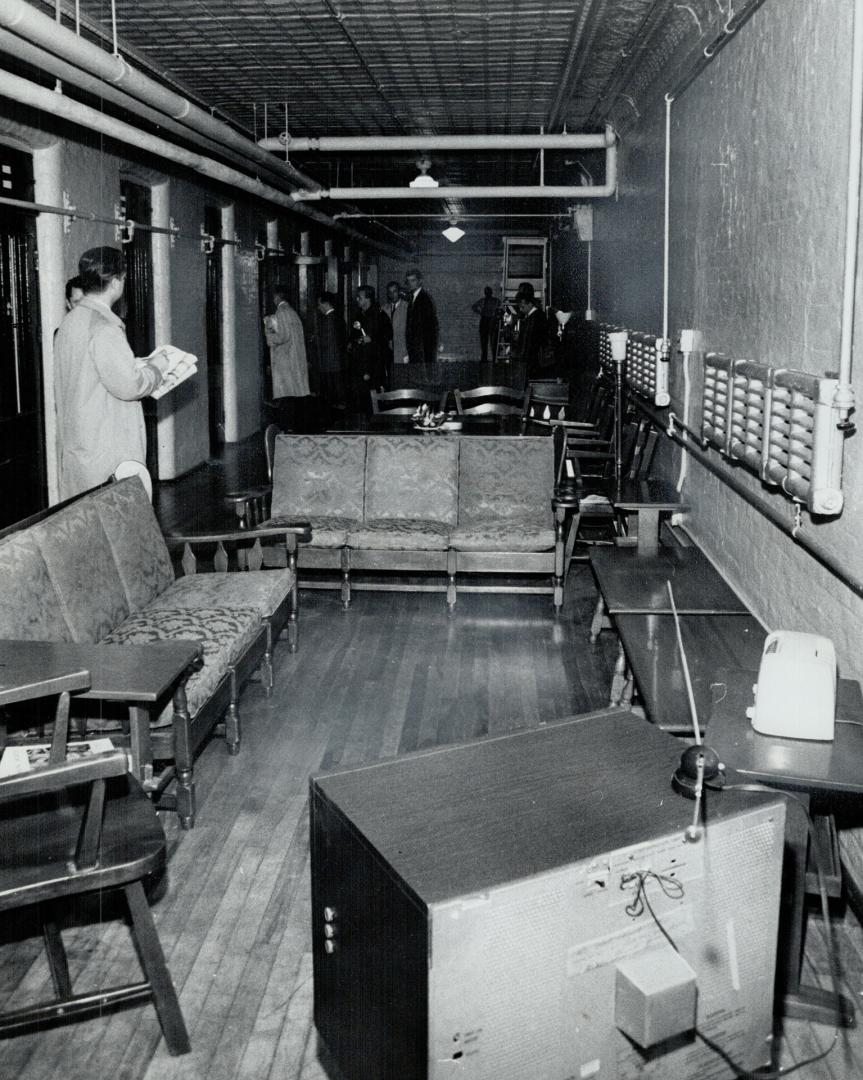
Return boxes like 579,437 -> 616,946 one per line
254,433 -> 571,610
0,477 -> 309,827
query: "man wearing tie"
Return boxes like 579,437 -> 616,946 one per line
404,268 -> 439,363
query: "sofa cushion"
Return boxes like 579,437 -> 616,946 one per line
457,436 -> 554,527
101,606 -> 260,719
92,477 -> 175,611
271,435 -> 367,520
283,515 -> 356,549
449,520 -> 556,552
348,519 -> 452,551
364,436 -> 459,524
146,569 -> 295,619
0,531 -> 74,641
31,497 -> 129,643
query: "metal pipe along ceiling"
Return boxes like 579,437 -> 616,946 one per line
293,142 -> 617,200
258,131 -> 616,152
0,0 -> 320,193
0,68 -> 401,256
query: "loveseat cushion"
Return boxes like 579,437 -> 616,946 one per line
348,519 -> 452,551
364,436 -> 459,524
0,531 -> 74,640
101,607 -> 260,719
92,477 -> 175,612
146,569 -> 295,619
31,497 -> 129,643
449,519 -> 556,552
457,436 -> 553,527
292,515 -> 356,549
271,435 -> 367,520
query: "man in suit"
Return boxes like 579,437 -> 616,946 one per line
384,280 -> 408,366
404,268 -> 439,363
514,291 -> 548,378
314,291 -> 347,419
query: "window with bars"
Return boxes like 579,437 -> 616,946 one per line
701,353 -> 846,516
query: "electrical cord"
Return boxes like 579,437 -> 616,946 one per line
620,787 -> 844,1078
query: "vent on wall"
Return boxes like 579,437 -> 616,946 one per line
702,353 -> 846,517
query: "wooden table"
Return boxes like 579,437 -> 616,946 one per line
326,414 -> 524,436
590,546 -> 749,615
0,639 -> 201,822
612,612 -> 765,734
612,478 -> 686,555
709,672 -> 863,1026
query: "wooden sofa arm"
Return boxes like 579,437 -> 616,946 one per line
164,521 -> 312,574
225,485 -> 273,529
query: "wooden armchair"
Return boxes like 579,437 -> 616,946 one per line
0,668 -> 189,1055
454,385 -> 530,417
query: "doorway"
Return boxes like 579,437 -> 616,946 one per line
119,180 -> 156,475
0,146 -> 45,528
205,205 -> 225,451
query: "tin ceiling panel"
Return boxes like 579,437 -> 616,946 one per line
19,1 -> 736,231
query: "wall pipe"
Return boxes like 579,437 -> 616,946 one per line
0,28 -> 313,198
294,142 -> 617,201
835,0 -> 863,422
0,68 -> 402,258
0,0 -> 320,193
629,394 -> 863,600
259,131 -> 615,153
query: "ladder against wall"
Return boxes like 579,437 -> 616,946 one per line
496,237 -> 548,360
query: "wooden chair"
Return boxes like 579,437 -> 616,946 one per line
0,668 -> 190,1056
370,388 -> 446,415
454,385 -> 530,417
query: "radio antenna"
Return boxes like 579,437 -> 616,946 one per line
667,580 -> 724,813
667,580 -> 701,744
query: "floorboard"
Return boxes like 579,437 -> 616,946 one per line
2,440 -> 862,1079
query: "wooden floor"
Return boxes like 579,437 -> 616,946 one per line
2,442 -> 863,1079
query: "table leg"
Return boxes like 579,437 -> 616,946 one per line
128,704 -> 155,792
171,678 -> 195,830
776,802 -> 855,1026
635,509 -> 660,556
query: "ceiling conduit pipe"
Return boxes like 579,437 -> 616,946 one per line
834,0 -> 863,425
259,131 -> 615,152
0,68 -> 402,257
0,29 -> 305,195
0,0 -> 321,193
293,136 -> 617,201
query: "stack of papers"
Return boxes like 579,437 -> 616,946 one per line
0,738 -> 117,778
140,345 -> 198,399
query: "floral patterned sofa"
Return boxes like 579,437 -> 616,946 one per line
257,433 -> 570,610
0,477 -> 309,826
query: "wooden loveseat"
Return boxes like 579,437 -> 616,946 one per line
249,433 -> 573,611
0,477 -> 309,826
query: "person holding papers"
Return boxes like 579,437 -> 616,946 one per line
55,246 -> 172,500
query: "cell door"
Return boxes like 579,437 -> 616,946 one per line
205,205 -> 225,449
120,181 -> 156,473
0,147 -> 45,527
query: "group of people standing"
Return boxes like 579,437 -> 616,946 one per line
471,282 -> 551,376
266,268 -> 440,422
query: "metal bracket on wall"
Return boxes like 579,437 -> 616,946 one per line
200,224 -> 215,255
62,190 -> 76,234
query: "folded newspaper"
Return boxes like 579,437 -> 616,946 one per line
139,345 -> 198,400
0,738 -> 118,778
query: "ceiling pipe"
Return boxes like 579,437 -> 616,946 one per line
0,67 -> 402,257
293,140 -> 616,200
0,28 -> 302,195
258,131 -> 616,153
0,0 -> 320,193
